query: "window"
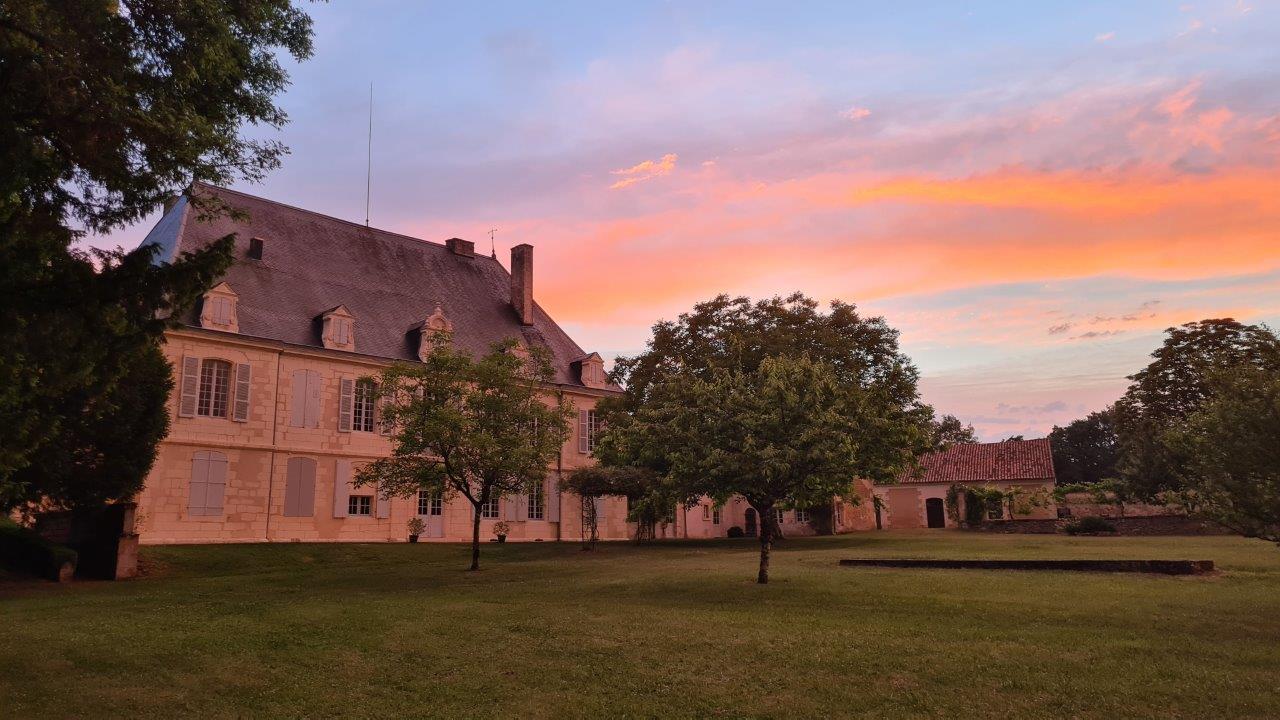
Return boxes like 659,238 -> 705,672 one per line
188,450 -> 227,517
197,359 -> 231,418
528,486 -> 544,520
833,504 -> 843,525
712,506 -> 721,525
773,508 -> 786,526
211,297 -> 232,325
794,508 -> 811,524
348,495 -> 373,516
333,318 -> 351,346
353,379 -> 376,432
417,490 -> 442,516
578,409 -> 599,453
481,496 -> 500,519
702,504 -> 711,521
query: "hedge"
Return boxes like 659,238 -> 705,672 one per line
0,519 -> 78,581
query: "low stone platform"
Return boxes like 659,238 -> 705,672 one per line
838,558 -> 1215,575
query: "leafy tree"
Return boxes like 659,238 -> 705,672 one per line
355,340 -> 572,571
1114,319 -> 1280,497
930,414 -> 978,449
1171,368 -> 1280,545
562,466 -> 684,545
1048,408 -> 1120,485
1,1 -> 314,502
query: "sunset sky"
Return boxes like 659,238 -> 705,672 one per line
92,1 -> 1280,440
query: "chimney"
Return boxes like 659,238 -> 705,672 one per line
446,237 -> 474,257
510,243 -> 534,325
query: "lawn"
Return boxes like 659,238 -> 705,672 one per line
3,532 -> 1279,719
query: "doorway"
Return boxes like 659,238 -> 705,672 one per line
744,508 -> 757,537
926,498 -> 946,528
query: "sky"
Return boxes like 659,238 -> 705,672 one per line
90,1 -> 1280,441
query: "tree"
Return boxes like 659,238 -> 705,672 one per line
1,2 -> 314,502
355,340 -> 572,571
930,414 -> 978,449
562,466 -> 683,545
1048,408 -> 1120,485
1114,319 -> 1280,497
1171,368 -> 1280,545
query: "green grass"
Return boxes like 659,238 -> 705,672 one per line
3,532 -> 1279,719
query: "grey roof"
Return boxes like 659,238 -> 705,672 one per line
146,183 -> 618,391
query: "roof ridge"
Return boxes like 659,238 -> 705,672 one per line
190,181 -> 504,267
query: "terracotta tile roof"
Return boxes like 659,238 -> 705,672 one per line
891,438 -> 1055,484
145,184 -> 620,392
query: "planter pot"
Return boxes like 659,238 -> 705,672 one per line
497,535 -> 507,543
408,535 -> 419,543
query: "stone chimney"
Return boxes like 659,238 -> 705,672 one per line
446,237 -> 474,257
510,243 -> 534,325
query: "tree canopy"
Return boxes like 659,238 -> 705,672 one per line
355,339 -> 572,571
1048,408 -> 1120,486
1,1 -> 314,507
1114,319 -> 1280,497
930,414 -> 978,449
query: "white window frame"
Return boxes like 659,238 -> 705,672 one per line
417,490 -> 442,516
774,508 -> 786,526
197,359 -> 232,418
794,508 -> 810,524
348,495 -> 373,516
481,496 -> 500,519
712,506 -> 721,525
353,378 -> 377,433
528,486 -> 544,520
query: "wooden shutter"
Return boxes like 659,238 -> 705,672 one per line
547,477 -> 561,522
305,371 -> 322,428
284,457 -> 303,516
501,496 -> 516,521
593,496 -> 606,525
205,451 -> 227,516
290,369 -> 307,427
232,363 -> 251,422
333,460 -> 351,518
338,378 -> 354,432
298,458 -> 316,517
375,490 -> 390,519
517,492 -> 529,521
188,451 -> 209,515
578,409 -> 589,453
179,356 -> 200,418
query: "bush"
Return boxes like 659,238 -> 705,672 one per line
1063,516 -> 1117,536
727,526 -> 745,538
0,519 -> 77,581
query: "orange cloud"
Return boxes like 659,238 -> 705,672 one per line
609,153 -> 678,189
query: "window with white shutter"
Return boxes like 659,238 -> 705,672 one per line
197,359 -> 232,418
283,457 -> 317,517
338,378 -> 355,432
232,363 -> 251,422
188,450 -> 228,517
178,356 -> 200,417
353,379 -> 376,432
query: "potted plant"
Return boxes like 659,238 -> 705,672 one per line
407,517 -> 425,543
492,520 -> 510,543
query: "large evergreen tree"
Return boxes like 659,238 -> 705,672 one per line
1,1 -> 314,507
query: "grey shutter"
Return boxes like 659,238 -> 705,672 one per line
305,371 -> 322,428
517,492 -> 529,521
338,378 -> 354,432
375,490 -> 390,519
578,409 -> 589,453
284,457 -> 303,516
333,460 -> 351,518
547,477 -> 561,522
189,451 -> 209,515
501,496 -> 516,521
179,356 -> 200,418
205,452 -> 227,516
593,496 -> 606,526
232,363 -> 251,422
290,370 -> 307,427
298,458 -> 316,517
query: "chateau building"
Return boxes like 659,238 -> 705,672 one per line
135,184 -> 626,544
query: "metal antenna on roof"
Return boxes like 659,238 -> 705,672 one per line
488,227 -> 497,259
364,82 -> 373,227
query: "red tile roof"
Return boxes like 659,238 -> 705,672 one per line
891,438 -> 1055,484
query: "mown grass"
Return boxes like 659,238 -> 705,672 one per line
2,532 -> 1278,719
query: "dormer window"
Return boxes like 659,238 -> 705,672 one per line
321,306 -> 356,352
417,306 -> 453,361
573,352 -> 607,389
199,282 -> 238,332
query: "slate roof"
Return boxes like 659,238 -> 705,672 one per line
142,183 -> 619,391
892,439 -> 1055,484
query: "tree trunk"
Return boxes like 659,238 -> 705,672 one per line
757,514 -> 773,584
469,502 -> 482,571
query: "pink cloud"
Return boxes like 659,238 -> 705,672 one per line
609,153 -> 678,189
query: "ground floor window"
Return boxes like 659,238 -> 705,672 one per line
702,504 -> 711,521
774,508 -> 786,526
794,508 -> 810,524
712,506 -> 721,525
528,487 -> 544,520
417,490 -> 442,516
481,496 -> 500,519
348,495 -> 373,516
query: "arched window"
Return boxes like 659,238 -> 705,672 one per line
198,359 -> 232,418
